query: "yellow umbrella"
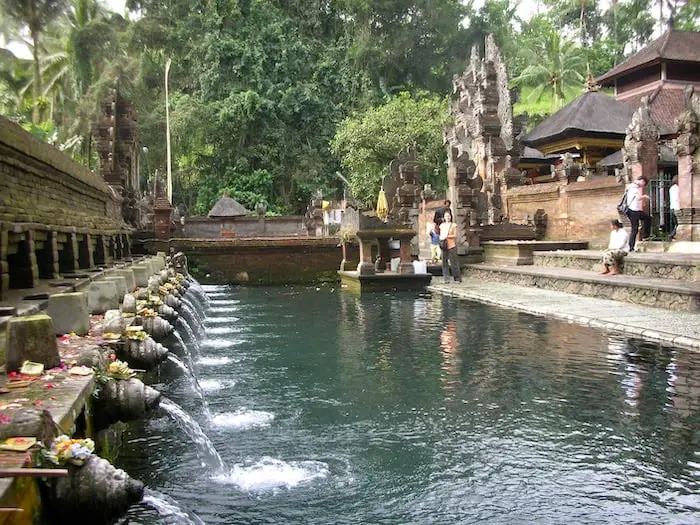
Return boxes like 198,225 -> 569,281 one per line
376,188 -> 389,220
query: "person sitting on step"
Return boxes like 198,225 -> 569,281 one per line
601,219 -> 630,276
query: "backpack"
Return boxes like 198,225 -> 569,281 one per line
617,190 -> 635,215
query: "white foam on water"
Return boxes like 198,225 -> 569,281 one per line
209,299 -> 240,306
201,284 -> 228,291
212,456 -> 329,491
197,356 -> 233,366
199,379 -> 235,392
201,339 -> 247,349
208,306 -> 241,313
205,326 -> 247,335
205,316 -> 240,324
211,408 -> 275,430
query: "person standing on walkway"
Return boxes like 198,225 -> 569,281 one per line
600,219 -> 630,276
433,199 -> 452,228
669,176 -> 680,241
625,175 -> 651,251
428,222 -> 441,263
439,210 -> 462,283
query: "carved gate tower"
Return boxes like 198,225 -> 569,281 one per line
443,35 -> 525,254
95,86 -> 141,226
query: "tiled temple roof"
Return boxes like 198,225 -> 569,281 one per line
597,29 -> 700,85
521,92 -> 635,147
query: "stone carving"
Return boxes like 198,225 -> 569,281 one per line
305,192 -> 324,236
118,336 -> 170,370
93,377 -> 161,429
387,149 -> 422,226
623,96 -> 659,165
40,454 -> 144,525
139,315 -> 174,342
674,86 -> 700,158
444,34 -> 524,244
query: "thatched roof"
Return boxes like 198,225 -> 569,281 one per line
207,194 -> 248,217
597,29 -> 700,85
598,145 -> 677,168
521,92 -> 636,148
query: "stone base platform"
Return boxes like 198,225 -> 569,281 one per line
338,271 -> 432,293
481,240 -> 588,266
463,263 -> 700,312
636,240 -> 700,254
534,250 -> 700,281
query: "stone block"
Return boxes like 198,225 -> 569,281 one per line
47,292 -> 90,335
88,280 -> 120,314
131,264 -> 151,288
103,310 -> 125,335
122,293 -> 137,314
5,314 -> 61,372
111,269 -> 136,292
102,275 -> 128,302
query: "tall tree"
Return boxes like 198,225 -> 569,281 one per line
2,0 -> 69,123
513,30 -> 586,110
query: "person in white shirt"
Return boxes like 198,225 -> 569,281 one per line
624,175 -> 651,251
669,176 -> 680,240
601,219 -> 630,275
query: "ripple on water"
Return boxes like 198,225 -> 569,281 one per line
204,316 -> 240,324
211,408 -> 275,430
212,456 -> 329,491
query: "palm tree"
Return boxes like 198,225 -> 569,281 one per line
2,0 -> 69,123
513,31 -> 586,110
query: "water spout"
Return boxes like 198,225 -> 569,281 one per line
159,398 -> 224,470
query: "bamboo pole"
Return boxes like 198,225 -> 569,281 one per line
0,468 -> 68,478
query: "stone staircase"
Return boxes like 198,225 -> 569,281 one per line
463,248 -> 700,312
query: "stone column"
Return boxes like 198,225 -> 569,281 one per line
397,235 -> 415,275
356,233 -> 375,275
623,97 -> 659,184
0,227 -> 9,300
673,88 -> 700,242
339,241 -> 359,272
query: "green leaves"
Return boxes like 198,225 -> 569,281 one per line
330,92 -> 448,207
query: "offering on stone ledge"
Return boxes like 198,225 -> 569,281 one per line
19,361 -> 44,376
0,437 -> 37,452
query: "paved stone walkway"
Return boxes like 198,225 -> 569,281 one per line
428,279 -> 700,350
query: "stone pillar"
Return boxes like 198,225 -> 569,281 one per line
377,237 -> 391,272
0,227 -> 8,300
154,202 -> 172,241
356,234 -> 375,275
47,292 -> 90,335
623,97 -> 659,185
397,236 -> 414,275
5,314 -> 61,372
673,88 -> 700,242
58,231 -> 78,275
339,241 -> 359,272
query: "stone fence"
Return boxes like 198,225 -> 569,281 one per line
0,116 -> 131,300
182,215 -> 306,238
504,177 -> 624,248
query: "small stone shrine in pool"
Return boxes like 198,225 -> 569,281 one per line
338,151 -> 432,292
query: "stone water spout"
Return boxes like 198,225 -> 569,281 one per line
93,377 -> 161,429
156,303 -> 178,322
139,315 -> 174,341
118,337 -> 169,370
39,455 -> 144,525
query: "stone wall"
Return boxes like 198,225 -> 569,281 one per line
0,116 -> 130,299
169,238 -> 341,285
182,216 -> 305,238
505,177 -> 623,248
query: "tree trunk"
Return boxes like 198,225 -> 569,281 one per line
30,25 -> 43,124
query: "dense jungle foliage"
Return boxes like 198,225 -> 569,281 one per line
1,0 -> 698,213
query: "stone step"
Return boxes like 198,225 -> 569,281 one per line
533,250 -> 700,282
463,263 -> 700,312
482,240 -> 589,265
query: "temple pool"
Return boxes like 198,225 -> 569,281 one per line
119,285 -> 700,524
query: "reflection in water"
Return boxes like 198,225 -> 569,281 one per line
439,319 -> 461,398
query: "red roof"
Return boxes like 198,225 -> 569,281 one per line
618,84 -> 685,132
597,29 -> 700,85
